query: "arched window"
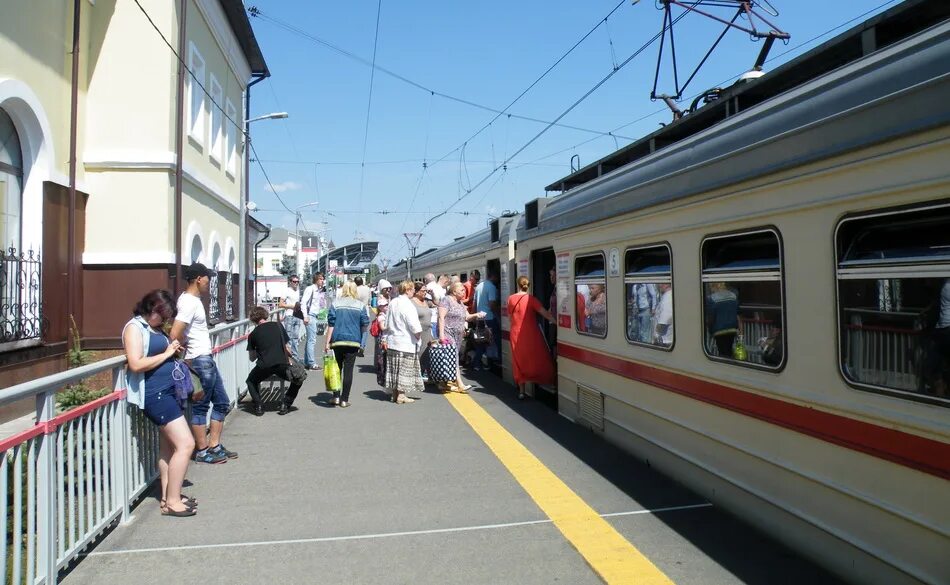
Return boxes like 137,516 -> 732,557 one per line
190,234 -> 203,264
0,108 -> 23,251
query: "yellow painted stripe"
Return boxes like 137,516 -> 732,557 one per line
445,392 -> 675,585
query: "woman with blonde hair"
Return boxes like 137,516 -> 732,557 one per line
507,276 -> 556,400
438,282 -> 485,392
324,281 -> 370,407
383,280 -> 424,403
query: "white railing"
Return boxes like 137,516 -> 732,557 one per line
0,311 -> 275,584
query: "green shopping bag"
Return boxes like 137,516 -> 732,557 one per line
323,352 -> 342,392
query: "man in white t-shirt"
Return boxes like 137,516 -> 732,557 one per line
278,275 -> 302,360
300,272 -> 328,370
653,283 -> 674,347
170,263 -> 235,465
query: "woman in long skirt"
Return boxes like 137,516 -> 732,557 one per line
507,276 -> 556,400
383,281 -> 424,403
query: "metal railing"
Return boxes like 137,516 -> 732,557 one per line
0,247 -> 43,347
0,310 -> 276,584
842,309 -> 927,392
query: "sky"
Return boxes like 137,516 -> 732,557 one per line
243,0 -> 901,267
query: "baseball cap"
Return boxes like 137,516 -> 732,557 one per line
377,279 -> 392,290
184,262 -> 215,281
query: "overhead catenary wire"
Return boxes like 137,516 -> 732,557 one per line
247,6 -> 636,142
423,7 -> 691,229
357,0 -> 384,215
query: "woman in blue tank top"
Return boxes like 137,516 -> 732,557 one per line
122,290 -> 197,517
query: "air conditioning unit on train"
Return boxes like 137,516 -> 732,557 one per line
524,198 -> 550,230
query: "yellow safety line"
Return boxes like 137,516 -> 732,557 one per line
445,392 -> 675,585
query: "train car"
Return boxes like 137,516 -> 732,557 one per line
383,215 -> 523,384
508,4 -> 949,584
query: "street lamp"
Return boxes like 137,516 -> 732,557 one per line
295,202 -> 319,280
240,111 -> 289,319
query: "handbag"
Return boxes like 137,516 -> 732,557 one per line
171,360 -> 194,407
472,319 -> 492,346
370,318 -> 382,338
323,352 -> 342,392
288,356 -> 308,384
429,343 -> 458,383
292,302 -> 305,320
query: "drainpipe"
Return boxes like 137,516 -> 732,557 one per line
173,0 -> 187,295
67,0 -> 81,342
239,74 -> 266,318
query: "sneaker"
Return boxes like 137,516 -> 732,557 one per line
193,449 -> 228,464
330,395 -> 340,406
209,444 -> 238,459
339,401 -> 350,408
253,404 -> 264,417
278,403 -> 291,416
357,347 -> 365,357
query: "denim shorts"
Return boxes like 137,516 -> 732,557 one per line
189,355 -> 232,424
143,385 -> 183,426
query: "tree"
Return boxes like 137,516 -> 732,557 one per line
302,262 -> 313,286
277,253 -> 297,276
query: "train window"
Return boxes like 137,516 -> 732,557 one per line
701,229 -> 785,369
836,203 -> 950,405
575,253 -> 607,337
624,244 -> 673,349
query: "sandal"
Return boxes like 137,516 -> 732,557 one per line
161,506 -> 197,517
396,396 -> 416,404
161,496 -> 197,508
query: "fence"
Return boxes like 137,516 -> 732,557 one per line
0,310 -> 274,584
0,248 -> 43,348
841,309 -> 927,392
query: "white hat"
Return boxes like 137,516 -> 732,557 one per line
377,279 -> 392,290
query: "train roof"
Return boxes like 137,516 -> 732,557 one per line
545,0 -> 949,194
517,0 -> 950,240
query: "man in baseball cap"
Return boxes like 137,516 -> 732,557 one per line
170,261 -> 236,464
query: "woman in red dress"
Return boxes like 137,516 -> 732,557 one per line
507,276 -> 556,400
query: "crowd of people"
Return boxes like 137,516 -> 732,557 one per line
121,263 -> 559,518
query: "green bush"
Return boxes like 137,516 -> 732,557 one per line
57,315 -> 108,412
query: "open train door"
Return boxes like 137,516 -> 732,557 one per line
529,248 -> 558,410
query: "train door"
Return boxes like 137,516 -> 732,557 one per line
530,248 -> 558,409
485,258 -> 502,377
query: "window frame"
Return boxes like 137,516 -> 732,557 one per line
700,226 -> 787,372
624,242 -> 674,351
208,75 -> 223,163
834,201 -> 950,407
574,251 -> 607,339
225,99 -> 238,178
187,42 -> 206,146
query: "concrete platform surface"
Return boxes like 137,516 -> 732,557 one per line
60,356 -> 846,585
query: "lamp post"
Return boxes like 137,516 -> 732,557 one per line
239,110 -> 288,319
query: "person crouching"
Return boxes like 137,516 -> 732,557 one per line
246,306 -> 307,416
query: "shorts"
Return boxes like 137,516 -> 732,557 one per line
143,385 -> 184,426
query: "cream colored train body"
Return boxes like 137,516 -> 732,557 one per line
379,6 -> 950,583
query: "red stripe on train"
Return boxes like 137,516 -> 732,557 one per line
557,343 -> 950,480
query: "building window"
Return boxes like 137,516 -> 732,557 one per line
625,244 -> 673,349
836,203 -> 950,405
271,258 -> 280,272
0,108 -> 42,346
701,229 -> 784,368
225,99 -> 237,177
209,76 -> 223,163
208,243 -> 221,322
187,42 -> 206,145
575,253 -> 607,337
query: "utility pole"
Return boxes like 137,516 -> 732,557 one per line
403,233 -> 422,281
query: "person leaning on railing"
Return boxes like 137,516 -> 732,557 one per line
121,289 -> 197,517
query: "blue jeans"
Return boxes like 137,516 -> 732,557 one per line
189,355 -> 231,424
305,316 -> 327,368
637,310 -> 654,343
284,316 -> 302,361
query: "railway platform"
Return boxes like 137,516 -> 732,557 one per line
60,356 -> 845,585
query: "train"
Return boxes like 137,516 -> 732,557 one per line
380,3 -> 950,583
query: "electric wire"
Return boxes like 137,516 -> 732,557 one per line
247,6 -> 635,141
131,0 -> 313,234
357,0 -> 383,215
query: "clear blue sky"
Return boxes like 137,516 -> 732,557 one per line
244,0 -> 900,266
